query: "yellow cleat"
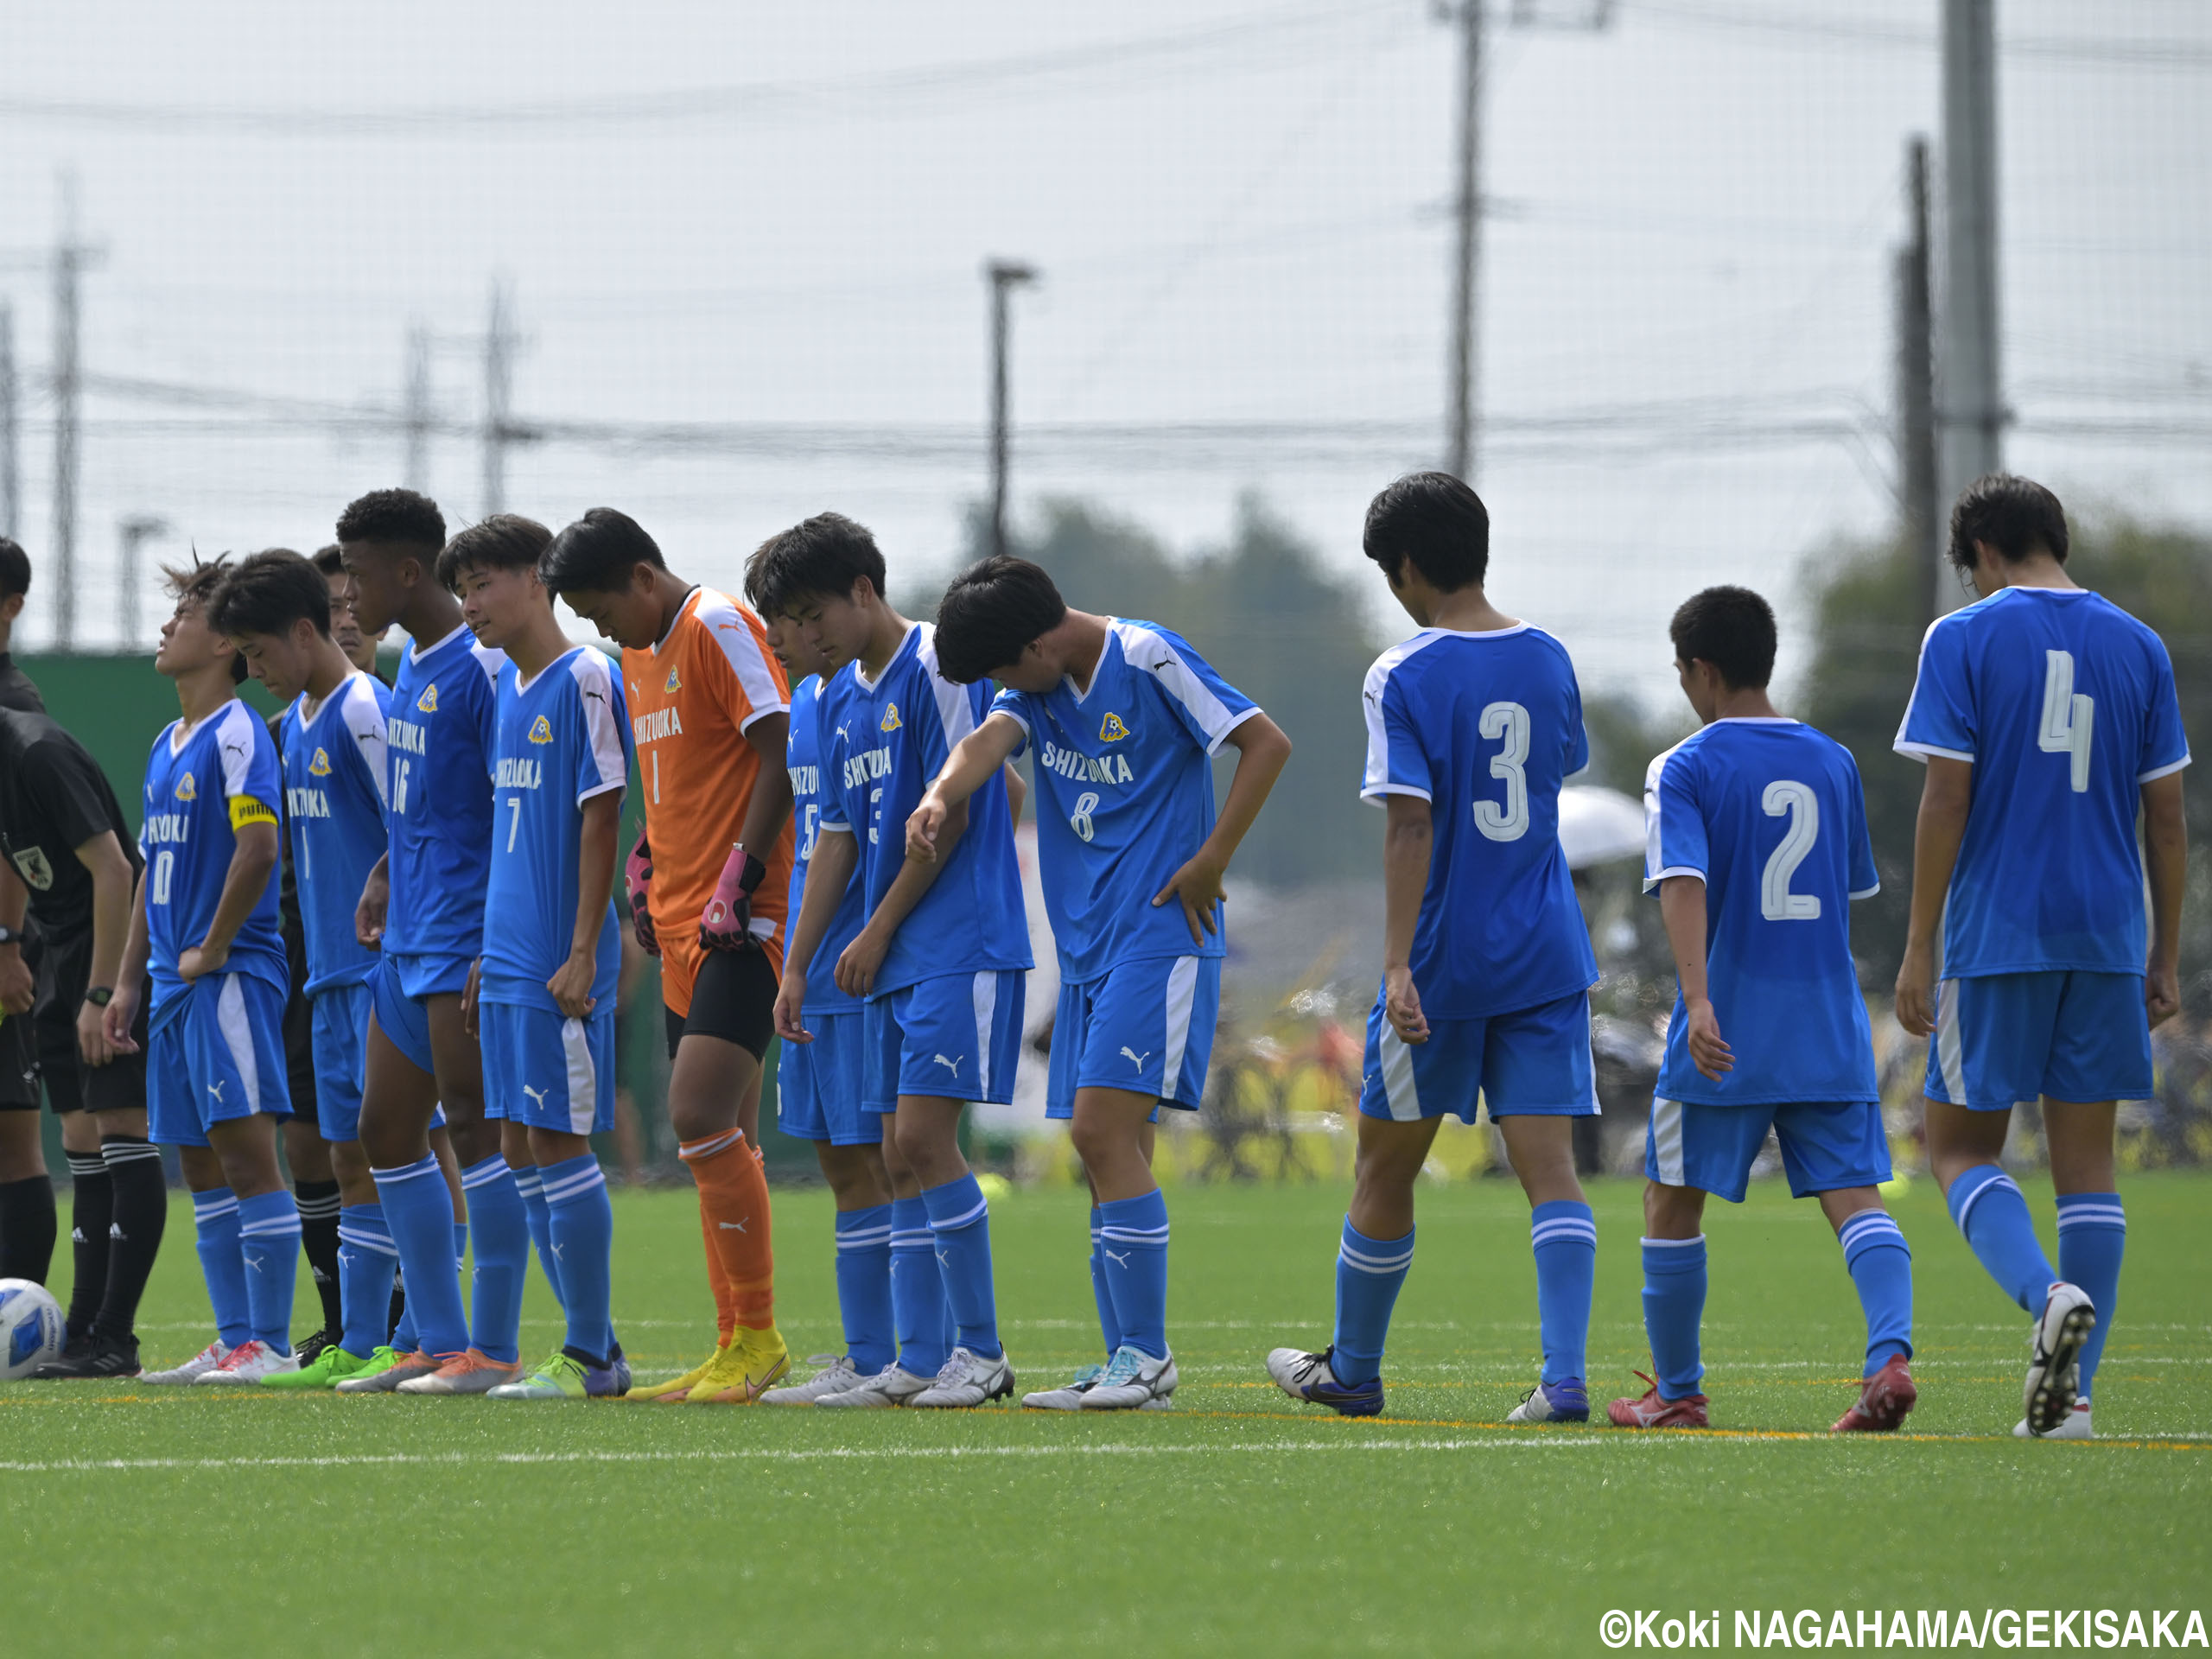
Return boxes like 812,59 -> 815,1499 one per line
685,1325 -> 791,1404
625,1341 -> 728,1403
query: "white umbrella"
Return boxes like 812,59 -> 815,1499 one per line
1558,785 -> 1647,871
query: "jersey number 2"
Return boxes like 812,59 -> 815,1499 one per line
2038,649 -> 2094,793
1760,780 -> 1821,921
1473,702 -> 1529,842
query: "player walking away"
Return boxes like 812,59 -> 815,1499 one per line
334,490 -> 522,1395
1617,587 -> 1915,1433
1893,476 -> 2188,1440
913,556 -> 1291,1412
108,560 -> 302,1385
1267,474 -> 1602,1423
440,517 -> 633,1402
766,513 -> 1035,1409
540,509 -> 796,1404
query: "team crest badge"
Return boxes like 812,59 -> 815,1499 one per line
664,665 -> 682,694
880,702 -> 902,734
11,847 -> 54,893
416,683 -> 439,713
174,772 -> 198,803
528,715 -> 555,744
1099,712 -> 1130,742
308,747 -> 332,777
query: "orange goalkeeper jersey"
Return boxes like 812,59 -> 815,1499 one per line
622,586 -> 796,1014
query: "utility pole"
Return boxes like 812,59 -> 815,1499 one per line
51,178 -> 102,649
404,321 -> 432,493
985,259 -> 1037,561
1936,0 -> 2004,608
1444,0 -> 1484,483
1895,136 -> 1939,634
117,514 -> 166,648
481,279 -> 514,518
0,301 -> 16,541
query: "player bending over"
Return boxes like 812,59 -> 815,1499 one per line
1268,473 -> 1601,1423
767,513 -> 1035,1408
914,556 -> 1290,1412
1619,585 -> 1914,1433
542,508 -> 795,1404
1893,475 -> 2187,1440
444,517 -> 633,1402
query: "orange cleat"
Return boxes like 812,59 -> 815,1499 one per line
396,1347 -> 527,1395
1833,1353 -> 1916,1433
1606,1371 -> 1710,1429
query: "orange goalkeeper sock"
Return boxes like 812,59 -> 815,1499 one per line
678,1128 -> 776,1331
696,1194 -> 738,1345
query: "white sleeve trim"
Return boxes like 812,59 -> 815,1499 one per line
1206,702 -> 1266,757
1850,883 -> 1882,900
1641,865 -> 1705,896
342,676 -> 391,810
1358,783 -> 1432,808
696,590 -> 791,728
568,652 -> 630,805
213,702 -> 263,798
2139,754 -> 2191,783
1892,741 -> 1974,764
817,820 -> 855,836
917,626 -> 978,748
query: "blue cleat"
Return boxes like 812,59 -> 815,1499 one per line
1506,1377 -> 1589,1423
1267,1344 -> 1383,1417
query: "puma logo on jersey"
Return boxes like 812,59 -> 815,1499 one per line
416,683 -> 440,713
932,1052 -> 963,1075
836,721 -> 855,745
664,665 -> 682,693
175,772 -> 198,802
308,747 -> 332,777
1121,1046 -> 1151,1072
528,715 -> 554,744
1099,712 -> 1130,742
880,702 -> 902,734
223,742 -> 246,760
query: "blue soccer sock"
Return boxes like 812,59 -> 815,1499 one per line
1640,1236 -> 1707,1401
922,1173 -> 1001,1359
833,1204 -> 896,1375
391,1274 -> 416,1351
512,1165 -> 563,1304
542,1154 -> 613,1365
888,1196 -> 951,1376
1098,1189 -> 1171,1360
371,1154 -> 467,1357
2056,1192 -> 2126,1404
236,1189 -> 302,1350
1945,1164 -> 2056,1313
335,1203 -> 399,1359
460,1156 -> 528,1363
1530,1199 -> 1597,1387
1089,1205 -> 1121,1359
190,1186 -> 251,1349
1332,1218 -> 1414,1387
1836,1209 -> 1914,1376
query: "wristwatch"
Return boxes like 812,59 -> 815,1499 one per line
84,986 -> 114,1007
0,925 -> 20,946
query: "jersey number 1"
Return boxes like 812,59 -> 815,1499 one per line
2038,649 -> 2094,793
1760,780 -> 1821,922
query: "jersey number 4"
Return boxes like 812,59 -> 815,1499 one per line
2038,649 -> 2094,793
1761,780 -> 1821,922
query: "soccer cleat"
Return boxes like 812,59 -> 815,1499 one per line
139,1339 -> 230,1385
29,1336 -> 142,1381
760,1353 -> 868,1405
814,1362 -> 938,1408
625,1342 -> 726,1404
1507,1378 -> 1591,1424
335,1349 -> 438,1393
1833,1354 -> 1917,1433
263,1344 -> 377,1390
1606,1371 -> 1710,1429
2015,1401 -> 2094,1440
1266,1345 -> 1383,1418
293,1326 -> 340,1368
396,1348 -> 525,1395
1022,1363 -> 1104,1411
195,1339 -> 301,1386
687,1326 -> 791,1404
909,1345 -> 1016,1408
2024,1281 -> 2096,1436
1080,1344 -> 1178,1411
487,1351 -> 628,1401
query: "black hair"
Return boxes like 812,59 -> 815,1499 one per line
932,556 -> 1068,684
1948,474 -> 2069,572
0,537 -> 29,601
1362,471 -> 1490,593
539,506 -> 665,597
312,544 -> 345,576
1669,585 -> 1777,691
435,514 -> 553,592
335,488 -> 447,555
749,512 -> 887,614
209,548 -> 332,642
741,534 -> 782,616
161,556 -> 251,683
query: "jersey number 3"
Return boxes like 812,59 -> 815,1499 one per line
1473,702 -> 1530,842
1761,780 -> 1821,921
2038,649 -> 2094,793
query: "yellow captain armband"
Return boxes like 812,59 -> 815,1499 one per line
228,795 -> 278,831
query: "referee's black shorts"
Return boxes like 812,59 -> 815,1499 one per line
664,946 -> 778,1062
0,927 -> 149,1116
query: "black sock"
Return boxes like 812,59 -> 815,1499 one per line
0,1173 -> 58,1284
63,1153 -> 114,1337
96,1136 -> 168,1347
295,1178 -> 343,1332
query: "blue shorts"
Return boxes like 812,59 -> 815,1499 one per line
1646,1096 -> 1890,1203
148,972 -> 293,1148
862,969 -> 1027,1113
777,1010 -> 880,1146
1357,988 -> 1597,1123
310,982 -> 372,1143
1926,971 -> 2153,1110
1046,956 -> 1220,1122
370,950 -> 474,1076
478,1000 -> 616,1135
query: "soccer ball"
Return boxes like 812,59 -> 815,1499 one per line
0,1277 -> 65,1380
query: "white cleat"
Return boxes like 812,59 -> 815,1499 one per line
1023,1364 -> 1105,1410
194,1338 -> 301,1386
139,1339 -> 230,1385
2024,1281 -> 2096,1435
1080,1344 -> 1179,1411
813,1362 -> 938,1408
760,1354 -> 867,1405
1505,1379 -> 1592,1424
2015,1401 -> 2094,1440
909,1345 -> 1016,1408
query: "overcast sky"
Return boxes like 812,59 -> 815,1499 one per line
3,0 -> 2207,706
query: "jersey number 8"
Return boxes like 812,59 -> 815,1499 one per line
1070,790 -> 1100,843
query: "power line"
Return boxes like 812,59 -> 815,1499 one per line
1630,1 -> 2212,67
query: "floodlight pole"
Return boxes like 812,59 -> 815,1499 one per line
986,259 -> 1037,562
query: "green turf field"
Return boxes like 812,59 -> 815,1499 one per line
7,1173 -> 2209,1653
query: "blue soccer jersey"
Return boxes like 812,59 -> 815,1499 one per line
1360,625 -> 1598,1018
385,623 -> 505,961
1894,587 -> 2190,976
280,671 -> 391,997
139,699 -> 289,1014
788,674 -> 865,1015
814,622 -> 1031,995
990,618 -> 1259,985
1643,718 -> 1881,1106
479,646 -> 631,1014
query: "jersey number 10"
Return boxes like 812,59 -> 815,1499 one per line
2038,649 -> 2094,793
